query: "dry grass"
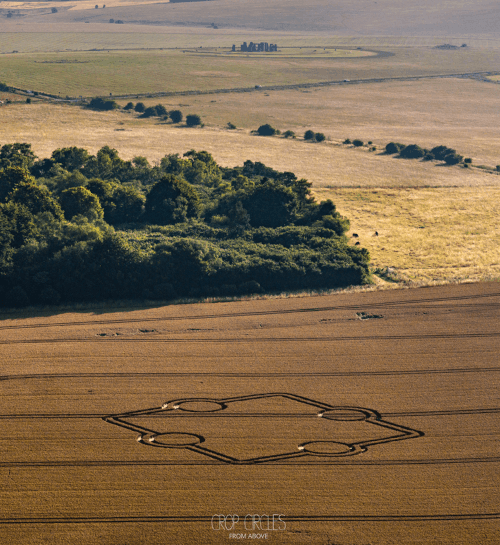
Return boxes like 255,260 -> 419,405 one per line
125,77 -> 500,166
314,187 -> 500,284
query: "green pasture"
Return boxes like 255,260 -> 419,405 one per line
0,48 -> 381,97
0,33 -> 498,97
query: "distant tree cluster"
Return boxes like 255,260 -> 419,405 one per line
304,130 -> 325,142
0,143 -> 369,307
87,97 -> 119,111
257,125 -> 324,141
118,102 -> 193,125
385,142 -> 464,165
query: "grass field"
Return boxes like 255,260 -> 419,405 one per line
317,187 -> 500,284
0,282 -> 498,544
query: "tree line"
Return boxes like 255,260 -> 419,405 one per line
0,143 -> 370,307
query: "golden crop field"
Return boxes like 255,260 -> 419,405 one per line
0,282 -> 499,544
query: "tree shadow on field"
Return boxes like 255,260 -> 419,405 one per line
0,297 -> 203,320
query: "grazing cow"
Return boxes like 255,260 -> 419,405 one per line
352,233 -> 359,238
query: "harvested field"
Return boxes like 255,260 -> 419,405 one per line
0,282 -> 499,544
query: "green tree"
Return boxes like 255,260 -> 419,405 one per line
241,181 -> 298,228
145,174 -> 200,225
169,110 -> 183,123
9,182 -> 64,220
0,166 -> 35,202
304,130 -> 315,140
134,102 -> 146,113
257,124 -> 276,136
0,202 -> 38,247
51,147 -> 90,172
141,106 -> 159,118
59,187 -> 104,221
0,143 -> 37,170
108,185 -> 145,224
399,144 -> 425,159
315,132 -> 326,142
186,114 -> 202,127
124,102 -> 134,110
88,97 -> 119,111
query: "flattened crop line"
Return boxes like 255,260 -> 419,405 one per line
0,513 -> 497,524
0,332 -> 499,345
0,291 -> 498,332
2,407 -> 499,419
2,367 -> 500,382
1,456 -> 500,468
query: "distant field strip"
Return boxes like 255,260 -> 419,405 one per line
1,31 -> 499,53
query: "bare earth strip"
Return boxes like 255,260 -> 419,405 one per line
0,282 -> 499,544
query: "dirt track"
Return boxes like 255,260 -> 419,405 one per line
0,282 -> 499,544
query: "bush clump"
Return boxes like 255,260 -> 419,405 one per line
352,139 -> 364,147
304,130 -> 315,141
170,110 -> 183,124
282,130 -> 295,138
186,114 -> 202,127
399,144 -> 425,159
385,142 -> 406,154
257,124 -> 277,136
87,97 -> 119,111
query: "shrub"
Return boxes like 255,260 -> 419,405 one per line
315,132 -> 326,142
123,102 -> 134,110
282,130 -> 295,138
352,139 -> 364,147
186,114 -> 202,127
368,141 -> 372,145
496,165 -> 500,172
169,110 -> 183,123
399,144 -> 425,159
154,104 -> 167,117
26,98 -> 31,104
304,130 -> 315,140
444,153 -> 463,165
257,124 -> 276,136
464,157 -> 472,164
385,142 -> 405,154
227,122 -> 237,130
51,6 -> 58,12
141,106 -> 159,118
430,145 -> 456,161
134,102 -> 145,113
88,97 -> 119,111
343,138 -> 351,144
